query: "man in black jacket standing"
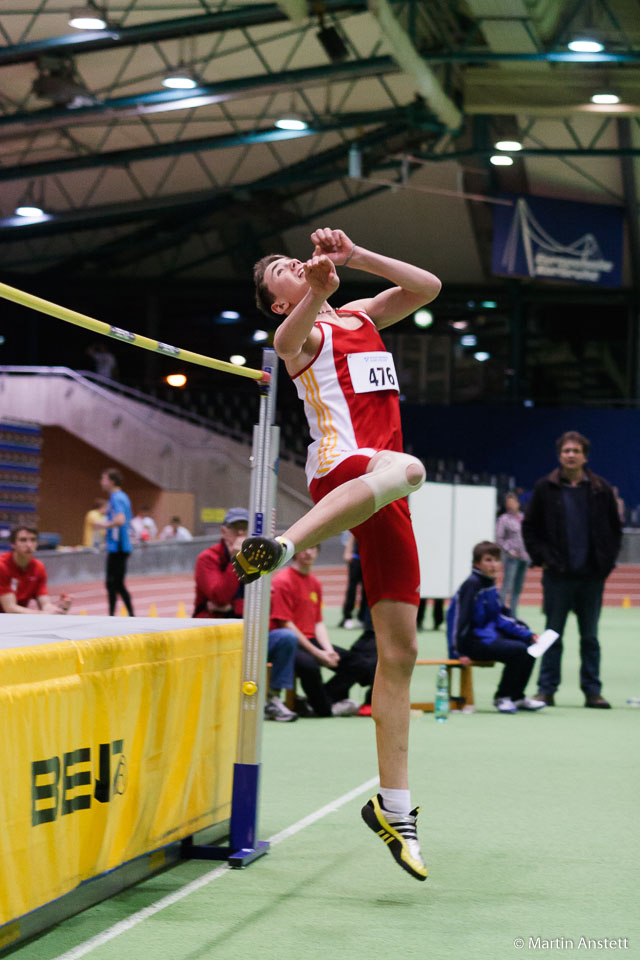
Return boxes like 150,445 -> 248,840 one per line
523,431 -> 622,708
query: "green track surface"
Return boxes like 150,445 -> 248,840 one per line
12,606 -> 640,960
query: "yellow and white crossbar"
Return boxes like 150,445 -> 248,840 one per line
0,280 -> 270,383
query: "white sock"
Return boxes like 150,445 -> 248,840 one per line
275,536 -> 295,568
379,787 -> 412,815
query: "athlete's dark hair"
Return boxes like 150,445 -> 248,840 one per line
253,254 -> 286,317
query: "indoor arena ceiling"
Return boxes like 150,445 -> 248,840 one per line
1,0 -> 640,286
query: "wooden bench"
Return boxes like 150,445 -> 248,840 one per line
273,659 -> 495,714
411,658 -> 495,713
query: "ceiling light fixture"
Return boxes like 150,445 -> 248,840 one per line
590,91 -> 620,104
494,140 -> 522,152
490,155 -> 514,166
474,351 -> 490,362
568,38 -> 604,53
162,73 -> 199,90
413,309 -> 433,329
252,329 -> 269,343
460,334 -> 477,347
68,3 -> 107,29
14,205 -> 46,218
230,354 -> 246,366
275,116 -> 309,131
166,373 -> 187,387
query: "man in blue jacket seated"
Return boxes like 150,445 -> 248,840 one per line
446,540 -> 546,714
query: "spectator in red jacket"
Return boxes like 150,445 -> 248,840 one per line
193,508 -> 296,721
0,525 -> 71,614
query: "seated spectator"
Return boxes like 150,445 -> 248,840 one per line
324,625 -> 377,715
193,507 -> 296,722
83,497 -> 107,549
130,507 -> 157,543
271,545 -> 354,717
159,516 -> 193,541
446,540 -> 545,714
0,525 -> 71,614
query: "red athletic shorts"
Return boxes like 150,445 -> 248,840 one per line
308,453 -> 421,609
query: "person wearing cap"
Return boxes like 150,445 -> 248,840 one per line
192,508 -> 297,722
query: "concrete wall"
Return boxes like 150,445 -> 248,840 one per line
0,371 -> 310,540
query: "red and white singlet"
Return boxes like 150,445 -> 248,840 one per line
292,310 -> 403,485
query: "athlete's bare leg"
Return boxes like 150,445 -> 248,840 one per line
280,452 -> 424,552
370,599 -> 418,789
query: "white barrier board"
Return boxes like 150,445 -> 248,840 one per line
410,482 -> 497,598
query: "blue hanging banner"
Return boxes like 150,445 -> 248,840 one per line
492,193 -> 624,287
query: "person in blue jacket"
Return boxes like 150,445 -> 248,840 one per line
447,540 -> 545,713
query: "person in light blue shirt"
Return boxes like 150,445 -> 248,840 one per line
98,468 -> 134,616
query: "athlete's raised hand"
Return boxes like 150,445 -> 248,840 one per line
303,254 -> 339,298
310,227 -> 354,266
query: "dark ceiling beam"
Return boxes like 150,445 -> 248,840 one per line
0,103 -> 442,183
419,50 -> 640,64
420,146 -> 640,160
0,56 -> 398,136
0,1 -> 367,66
26,122 -> 410,270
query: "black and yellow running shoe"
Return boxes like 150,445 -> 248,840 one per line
361,794 -> 428,881
231,536 -> 287,583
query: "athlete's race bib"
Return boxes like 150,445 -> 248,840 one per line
347,351 -> 400,394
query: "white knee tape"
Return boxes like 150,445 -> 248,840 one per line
360,452 -> 426,511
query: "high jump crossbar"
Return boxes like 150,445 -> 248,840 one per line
0,281 -> 270,383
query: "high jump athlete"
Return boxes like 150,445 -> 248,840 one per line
235,227 -> 441,880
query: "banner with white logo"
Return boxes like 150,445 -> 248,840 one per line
0,622 -> 241,924
492,193 -> 623,287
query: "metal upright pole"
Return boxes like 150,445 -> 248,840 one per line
182,348 -> 279,868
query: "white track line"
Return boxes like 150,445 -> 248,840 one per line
50,776 -> 379,960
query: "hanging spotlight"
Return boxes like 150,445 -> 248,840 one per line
474,351 -> 490,362
490,155 -> 514,166
460,334 -> 477,347
230,355 -> 246,366
14,180 -> 47,219
252,329 -> 269,343
166,373 -> 187,387
68,3 -> 107,29
317,25 -> 348,63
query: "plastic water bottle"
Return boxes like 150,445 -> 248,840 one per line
435,665 -> 449,722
